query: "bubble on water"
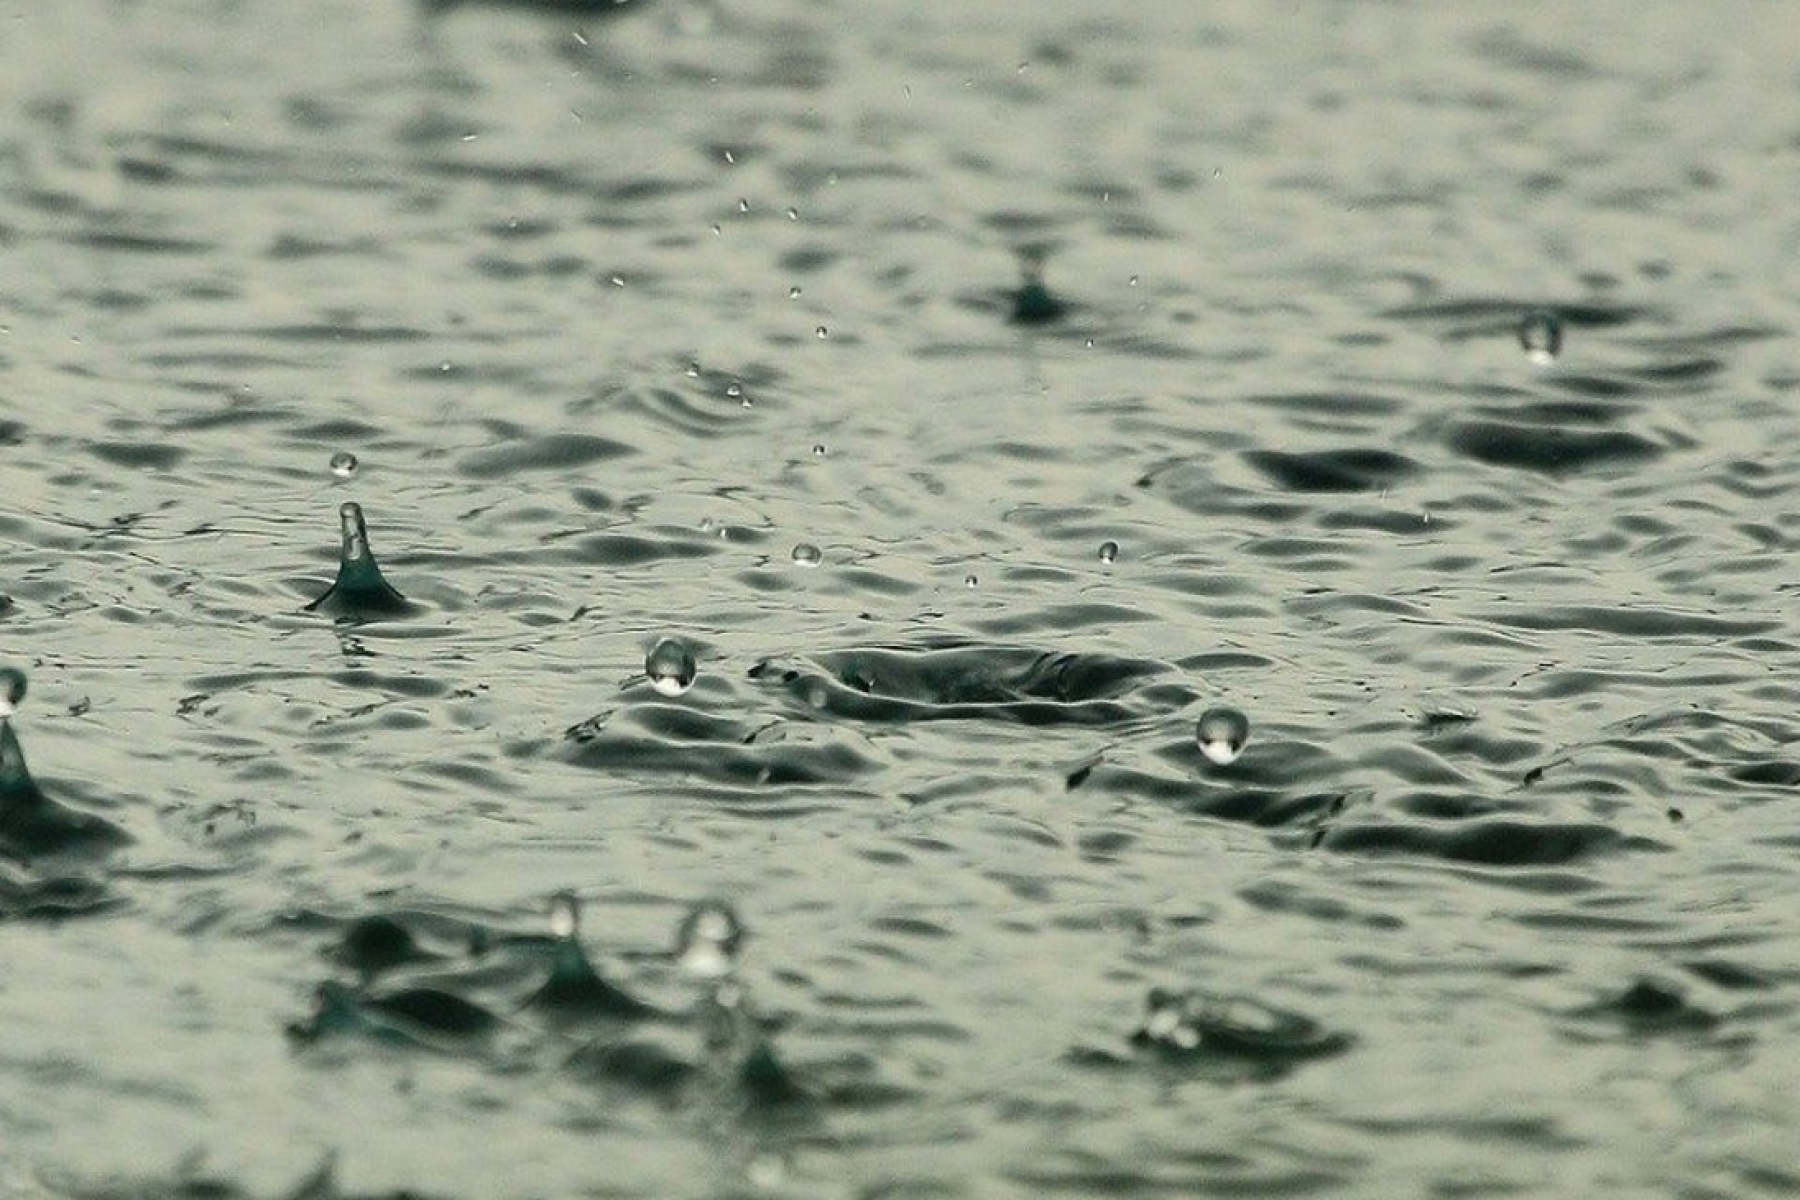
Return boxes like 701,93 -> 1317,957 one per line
791,543 -> 822,568
1519,309 -> 1562,365
1098,540 -> 1119,564
1196,707 -> 1250,766
645,638 -> 698,697
0,667 -> 26,719
550,890 -> 582,939
677,899 -> 745,979
329,452 -> 359,480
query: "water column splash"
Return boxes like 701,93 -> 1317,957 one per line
305,502 -> 414,618
0,668 -> 131,860
674,901 -> 810,1108
525,891 -> 659,1021
1008,244 -> 1068,326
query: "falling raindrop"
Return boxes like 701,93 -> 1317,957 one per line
964,574 -> 979,589
737,197 -> 749,214
785,207 -> 799,221
328,452 -> 358,480
1098,540 -> 1119,564
815,325 -> 828,339
1196,707 -> 1250,766
788,286 -> 802,300
811,443 -> 826,457
676,900 -> 745,979
1518,309 -> 1562,365
791,543 -> 822,568
645,638 -> 698,698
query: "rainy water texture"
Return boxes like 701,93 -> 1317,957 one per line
2,2 -> 1798,1198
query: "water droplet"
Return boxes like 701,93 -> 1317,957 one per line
685,361 -> 701,378
1098,540 -> 1119,564
1519,309 -> 1562,365
1128,275 -> 1139,287
1138,988 -> 1201,1050
785,207 -> 799,221
964,574 -> 979,588
791,543 -> 822,568
710,223 -> 722,236
677,900 -> 745,979
1196,707 -> 1250,766
815,325 -> 828,339
550,890 -> 581,940
787,286 -> 802,300
0,667 -> 26,719
328,451 -> 358,480
725,381 -> 742,400
609,275 -> 625,288
645,638 -> 698,698
737,197 -> 749,214
338,501 -> 371,563
811,443 -> 826,457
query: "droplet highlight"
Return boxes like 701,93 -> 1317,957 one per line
329,452 -> 358,480
676,899 -> 744,980
791,543 -> 822,568
1196,707 -> 1250,766
1518,309 -> 1563,365
645,638 -> 698,698
1098,540 -> 1119,564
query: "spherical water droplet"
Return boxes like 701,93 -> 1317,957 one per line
0,667 -> 26,719
811,443 -> 826,457
787,286 -> 802,300
791,542 -> 822,568
737,197 -> 749,214
1518,309 -> 1562,365
1098,540 -> 1119,564
1196,707 -> 1250,766
964,574 -> 979,588
725,382 -> 742,400
329,451 -> 358,480
815,325 -> 828,339
785,207 -> 799,221
549,891 -> 581,939
645,638 -> 698,698
677,900 -> 745,979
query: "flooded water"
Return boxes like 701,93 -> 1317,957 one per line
4,1 -> 1800,1196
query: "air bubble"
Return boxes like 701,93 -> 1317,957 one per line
328,452 -> 358,480
645,638 -> 698,698
1196,707 -> 1250,766
1518,309 -> 1562,365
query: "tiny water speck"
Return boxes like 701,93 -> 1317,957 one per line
1519,309 -> 1563,365
329,452 -> 358,480
811,443 -> 826,457
815,325 -> 828,339
1098,540 -> 1119,564
791,542 -> 822,567
645,638 -> 698,698
1196,707 -> 1250,766
964,574 -> 979,588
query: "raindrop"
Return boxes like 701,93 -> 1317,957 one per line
811,443 -> 826,457
0,667 -> 25,720
815,325 -> 828,339
686,361 -> 701,378
710,223 -> 722,236
785,207 -> 799,221
1518,309 -> 1562,365
787,286 -> 802,300
791,543 -> 822,568
964,574 -> 979,588
676,900 -> 745,979
725,381 -> 743,401
737,197 -> 749,214
608,275 -> 625,288
328,451 -> 358,480
645,638 -> 698,698
1196,707 -> 1250,766
1098,540 -> 1119,564
550,890 -> 581,939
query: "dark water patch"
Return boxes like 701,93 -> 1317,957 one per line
1445,418 -> 1663,474
1241,448 -> 1419,493
64,230 -> 216,256
750,641 -> 1168,727
1,722 -> 133,865
287,979 -> 500,1050
0,864 -> 119,921
1316,817 -> 1653,867
1564,977 -> 1721,1038
1479,605 -> 1776,640
561,529 -> 725,567
458,432 -> 635,479
1069,987 -> 1351,1084
1381,296 -> 1646,336
572,380 -> 737,438
85,441 -> 185,471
